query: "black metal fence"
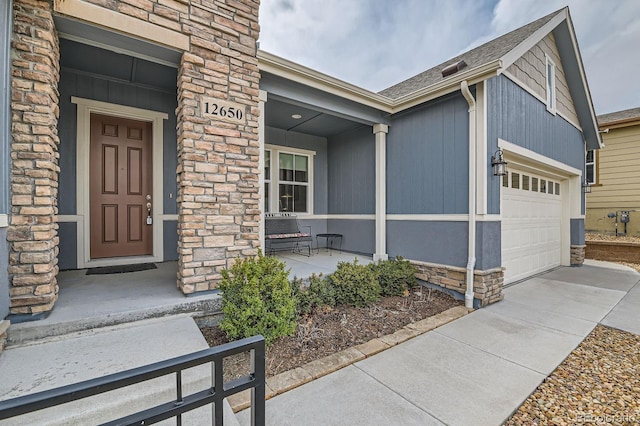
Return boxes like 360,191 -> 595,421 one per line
0,335 -> 265,425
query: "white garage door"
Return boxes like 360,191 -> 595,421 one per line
501,169 -> 563,284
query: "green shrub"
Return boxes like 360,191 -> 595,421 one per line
329,259 -> 381,307
370,256 -> 418,296
292,274 -> 336,315
219,252 -> 297,345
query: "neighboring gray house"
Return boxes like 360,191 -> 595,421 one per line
0,2 -> 600,346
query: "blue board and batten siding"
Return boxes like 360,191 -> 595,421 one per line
57,69 -> 179,268
385,92 -> 487,268
387,93 -> 469,215
486,75 -> 586,214
387,221 -> 500,270
327,126 -> 375,215
0,0 -> 12,319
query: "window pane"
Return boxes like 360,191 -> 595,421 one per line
502,174 -> 508,188
532,177 -> 538,192
511,173 -> 520,189
293,185 -> 307,212
540,179 -> 547,193
586,150 -> 594,163
548,182 -> 554,194
265,151 -> 270,179
264,182 -> 270,212
294,155 -> 308,182
279,153 -> 294,181
586,165 -> 595,184
522,175 -> 530,190
279,184 -> 293,212
555,182 -> 560,195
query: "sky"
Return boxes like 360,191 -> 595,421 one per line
258,0 -> 640,115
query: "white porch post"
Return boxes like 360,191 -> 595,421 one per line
259,90 -> 267,249
373,123 -> 389,262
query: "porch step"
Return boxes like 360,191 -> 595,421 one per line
6,293 -> 222,347
0,315 -> 240,425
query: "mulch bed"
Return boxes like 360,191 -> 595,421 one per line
200,287 -> 462,380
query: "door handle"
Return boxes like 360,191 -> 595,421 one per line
146,202 -> 152,225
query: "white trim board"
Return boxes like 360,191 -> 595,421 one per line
502,71 -> 583,132
295,214 -> 375,220
72,97 -> 167,269
387,214 -> 501,222
0,214 -> 7,228
498,138 -> 582,177
292,214 -> 501,222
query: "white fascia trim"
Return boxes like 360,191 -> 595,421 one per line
502,71 -> 583,131
564,12 -> 603,149
72,97 -> 166,268
258,50 -> 502,116
499,138 -> 582,177
499,10 -> 567,71
258,50 -> 393,113
0,214 -> 7,228
390,61 -> 502,112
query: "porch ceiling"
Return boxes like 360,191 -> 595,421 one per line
266,98 -> 365,138
59,39 -> 178,92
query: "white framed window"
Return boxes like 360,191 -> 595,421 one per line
586,150 -> 596,184
264,144 -> 314,214
264,150 -> 271,212
545,54 -> 556,114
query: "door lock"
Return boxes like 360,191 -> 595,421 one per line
146,202 -> 152,225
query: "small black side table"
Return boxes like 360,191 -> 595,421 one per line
316,233 -> 343,256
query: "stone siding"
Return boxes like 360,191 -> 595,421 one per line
0,320 -> 8,352
174,0 -> 261,293
570,244 -> 586,266
8,0 -> 60,315
411,260 -> 504,307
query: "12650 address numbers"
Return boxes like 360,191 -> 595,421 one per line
201,98 -> 246,124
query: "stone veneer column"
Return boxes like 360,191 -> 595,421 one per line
176,1 -> 261,293
7,0 -> 60,316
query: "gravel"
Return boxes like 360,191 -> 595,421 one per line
586,232 -> 640,243
505,325 -> 640,425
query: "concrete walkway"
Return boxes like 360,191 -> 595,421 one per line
238,260 -> 640,426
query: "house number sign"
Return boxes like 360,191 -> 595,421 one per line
201,97 -> 246,124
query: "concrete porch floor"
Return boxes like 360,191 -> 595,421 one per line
6,251 -> 371,346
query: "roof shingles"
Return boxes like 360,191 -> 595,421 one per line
378,9 -> 563,99
597,107 -> 640,126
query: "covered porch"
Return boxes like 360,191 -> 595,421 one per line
7,251 -> 371,345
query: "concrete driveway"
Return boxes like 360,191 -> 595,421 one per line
239,260 -> 640,426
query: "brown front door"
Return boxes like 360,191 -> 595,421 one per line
90,114 -> 153,259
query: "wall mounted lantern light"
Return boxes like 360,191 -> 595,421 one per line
491,148 -> 508,176
582,177 -> 591,193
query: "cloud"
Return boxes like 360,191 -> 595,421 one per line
259,0 -> 640,114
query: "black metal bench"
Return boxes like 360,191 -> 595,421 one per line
265,213 -> 312,256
